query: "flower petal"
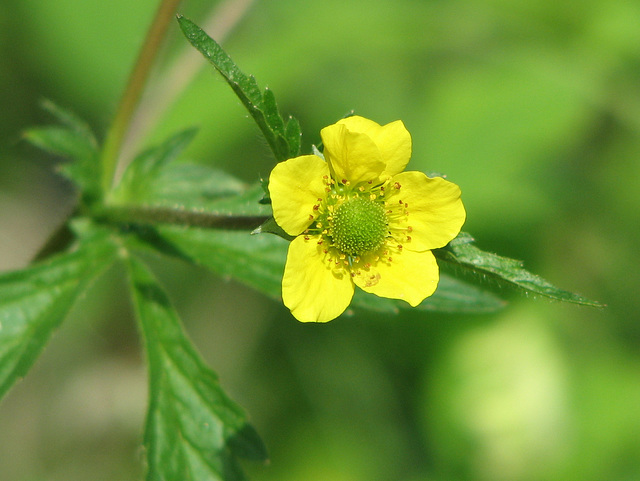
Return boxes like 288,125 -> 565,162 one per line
282,237 -> 354,322
353,248 -> 439,306
269,155 -> 329,236
321,122 -> 385,185
387,171 -> 466,251
338,116 -> 412,179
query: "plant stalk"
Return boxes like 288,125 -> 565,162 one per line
97,204 -> 269,231
100,0 -> 183,195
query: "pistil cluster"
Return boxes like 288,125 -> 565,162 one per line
302,175 -> 414,282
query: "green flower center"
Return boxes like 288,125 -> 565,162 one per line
331,197 -> 388,256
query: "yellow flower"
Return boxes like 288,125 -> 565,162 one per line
268,116 -> 466,323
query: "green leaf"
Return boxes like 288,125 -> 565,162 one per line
106,129 -> 272,230
23,126 -> 96,161
434,232 -> 604,307
351,273 -> 505,314
0,229 -> 117,400
149,163 -> 247,206
177,16 -> 299,162
150,227 -> 286,300
284,116 -> 302,158
132,226 -> 504,316
23,100 -> 100,200
40,98 -> 97,141
126,255 -> 267,481
110,128 -> 198,204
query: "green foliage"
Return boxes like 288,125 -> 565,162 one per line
110,128 -> 201,204
127,255 -> 267,481
177,15 -> 301,163
434,232 -> 604,307
6,13 -> 604,481
0,228 -> 117,400
22,100 -> 101,203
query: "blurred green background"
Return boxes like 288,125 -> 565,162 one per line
1,0 -> 639,480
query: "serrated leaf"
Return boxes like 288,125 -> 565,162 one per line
261,87 -> 285,134
40,98 -> 97,142
131,226 -> 504,316
126,255 -> 267,481
149,163 -> 247,205
284,116 -> 301,158
0,230 -> 117,400
434,232 -> 604,307
23,101 -> 100,199
111,128 -> 198,204
151,228 -> 286,299
177,16 -> 300,162
351,273 -> 505,314
23,126 -> 96,161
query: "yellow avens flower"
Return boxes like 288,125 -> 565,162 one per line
268,116 -> 466,322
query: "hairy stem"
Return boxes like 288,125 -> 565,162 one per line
98,204 -> 268,230
100,0 -> 183,194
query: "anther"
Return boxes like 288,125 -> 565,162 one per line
394,182 -> 401,189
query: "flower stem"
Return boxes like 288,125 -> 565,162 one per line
97,204 -> 269,231
100,0 -> 183,195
